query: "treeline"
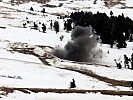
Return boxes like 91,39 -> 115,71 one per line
70,11 -> 133,48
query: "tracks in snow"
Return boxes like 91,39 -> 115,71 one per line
10,45 -> 133,87
57,64 -> 132,87
2,42 -> 133,95
0,57 -> 42,65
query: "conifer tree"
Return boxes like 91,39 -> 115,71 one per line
30,6 -> 34,11
54,21 -> 59,33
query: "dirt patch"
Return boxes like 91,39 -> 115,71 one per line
103,0 -> 133,9
0,26 -> 6,29
0,87 -> 14,96
1,87 -> 133,96
104,0 -> 126,7
9,0 -> 50,5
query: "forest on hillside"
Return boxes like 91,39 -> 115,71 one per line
70,11 -> 133,49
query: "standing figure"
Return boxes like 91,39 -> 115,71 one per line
70,78 -> 76,88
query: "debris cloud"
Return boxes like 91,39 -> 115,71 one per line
53,25 -> 98,62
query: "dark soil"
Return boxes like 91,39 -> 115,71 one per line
1,87 -> 133,96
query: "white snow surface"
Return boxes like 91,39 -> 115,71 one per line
1,91 -> 133,100
0,0 -> 133,99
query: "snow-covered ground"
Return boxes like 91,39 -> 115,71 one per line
2,92 -> 133,100
0,0 -> 133,99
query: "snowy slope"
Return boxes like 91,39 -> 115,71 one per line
2,92 -> 133,100
0,0 -> 133,99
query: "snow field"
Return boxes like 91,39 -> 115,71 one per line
0,0 -> 133,99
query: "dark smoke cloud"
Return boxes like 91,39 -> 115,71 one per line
53,25 -> 98,62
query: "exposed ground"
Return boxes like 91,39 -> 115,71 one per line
1,87 -> 133,96
9,0 -> 50,4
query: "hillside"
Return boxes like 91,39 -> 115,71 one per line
0,0 -> 133,99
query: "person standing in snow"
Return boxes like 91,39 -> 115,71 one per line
70,78 -> 76,88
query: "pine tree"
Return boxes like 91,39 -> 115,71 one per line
110,11 -> 113,17
41,8 -> 45,16
42,23 -> 46,33
66,19 -> 72,32
53,21 -> 59,33
30,6 -> 34,11
50,20 -> 53,29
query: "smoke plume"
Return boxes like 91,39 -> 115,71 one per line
53,25 -> 98,62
